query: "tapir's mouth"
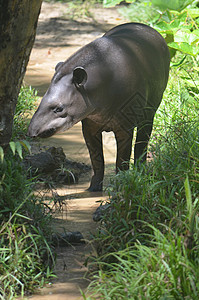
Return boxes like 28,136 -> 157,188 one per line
37,128 -> 57,138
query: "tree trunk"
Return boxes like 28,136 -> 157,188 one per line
0,0 -> 42,147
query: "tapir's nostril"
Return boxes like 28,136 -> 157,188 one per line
27,128 -> 37,138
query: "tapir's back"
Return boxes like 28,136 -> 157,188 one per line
103,23 -> 170,90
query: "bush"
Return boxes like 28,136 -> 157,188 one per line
0,150 -> 55,298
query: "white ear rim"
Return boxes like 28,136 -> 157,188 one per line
55,61 -> 64,71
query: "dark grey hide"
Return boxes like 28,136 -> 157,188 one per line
28,23 -> 170,191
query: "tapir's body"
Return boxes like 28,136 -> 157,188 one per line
28,23 -> 170,191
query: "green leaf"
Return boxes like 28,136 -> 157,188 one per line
187,8 -> 199,18
174,30 -> 199,44
9,141 -> 16,155
0,146 -> 4,162
20,140 -> 31,153
152,0 -> 194,11
16,141 -> 23,159
154,20 -> 180,34
168,41 -> 199,56
181,78 -> 199,88
103,0 -> 123,8
192,29 -> 199,37
154,21 -> 174,34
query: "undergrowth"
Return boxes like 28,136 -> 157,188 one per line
84,53 -> 199,299
0,151 -> 55,299
0,85 -> 55,299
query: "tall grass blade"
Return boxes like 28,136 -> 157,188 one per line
0,146 -> 4,162
184,175 -> 193,222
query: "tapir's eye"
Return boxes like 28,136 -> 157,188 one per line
52,106 -> 64,113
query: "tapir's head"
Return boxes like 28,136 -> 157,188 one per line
28,63 -> 93,138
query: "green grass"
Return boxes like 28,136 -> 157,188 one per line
85,221 -> 199,299
12,85 -> 38,139
0,84 -> 63,298
0,81 -> 63,297
0,150 -> 55,298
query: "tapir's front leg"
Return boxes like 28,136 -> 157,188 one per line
82,118 -> 104,192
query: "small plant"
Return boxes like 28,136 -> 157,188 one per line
13,85 -> 38,139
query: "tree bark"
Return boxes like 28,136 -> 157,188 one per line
0,0 -> 42,147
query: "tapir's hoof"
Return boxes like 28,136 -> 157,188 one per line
87,185 -> 103,192
87,178 -> 103,192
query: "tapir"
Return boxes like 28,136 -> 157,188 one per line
28,23 -> 170,191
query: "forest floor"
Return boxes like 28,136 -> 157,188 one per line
24,1 -> 126,299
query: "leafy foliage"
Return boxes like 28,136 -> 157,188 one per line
0,149 -> 55,298
107,0 -> 199,57
154,7 -> 199,57
151,0 -> 194,11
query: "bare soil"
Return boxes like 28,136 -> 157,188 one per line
24,2 -> 125,299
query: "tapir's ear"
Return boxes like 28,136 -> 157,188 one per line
55,62 -> 64,71
73,67 -> 87,86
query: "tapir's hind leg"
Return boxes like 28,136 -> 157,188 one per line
134,118 -> 154,164
114,129 -> 134,172
82,118 -> 104,192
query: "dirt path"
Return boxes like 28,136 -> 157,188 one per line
24,2 -> 125,299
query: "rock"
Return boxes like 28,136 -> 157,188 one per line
93,203 -> 110,222
47,147 -> 66,165
23,146 -> 91,185
23,150 -> 58,175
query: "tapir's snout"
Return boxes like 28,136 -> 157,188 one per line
27,115 -> 39,138
27,124 -> 56,138
28,111 -> 58,138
